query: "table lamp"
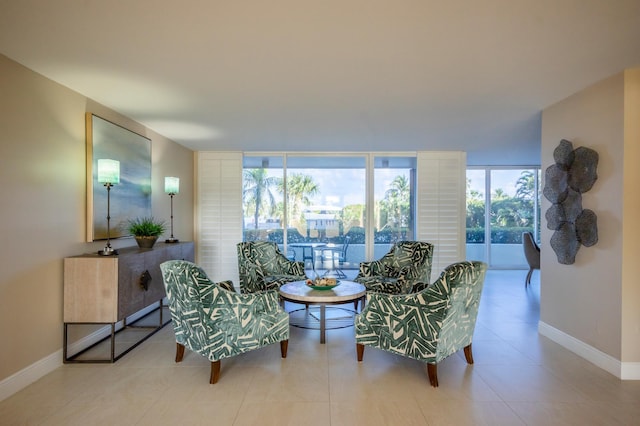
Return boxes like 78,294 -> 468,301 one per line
97,159 -> 119,255
164,176 -> 179,243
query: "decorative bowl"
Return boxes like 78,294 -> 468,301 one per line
306,278 -> 340,290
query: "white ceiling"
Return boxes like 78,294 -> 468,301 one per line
2,1 -> 640,165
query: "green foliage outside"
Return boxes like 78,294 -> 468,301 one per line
377,175 -> 411,242
466,227 -> 534,244
242,169 -> 280,230
466,170 -> 538,243
243,168 -> 539,245
242,169 -> 410,241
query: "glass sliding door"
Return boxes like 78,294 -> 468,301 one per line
466,169 -> 487,262
242,155 -> 284,245
373,156 -> 416,259
466,167 -> 540,268
241,153 -> 419,276
489,169 -> 532,267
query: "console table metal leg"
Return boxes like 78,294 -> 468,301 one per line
110,323 -> 116,363
63,323 -> 68,361
320,304 -> 326,344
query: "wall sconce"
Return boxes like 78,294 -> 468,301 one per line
164,176 -> 180,243
97,159 -> 120,255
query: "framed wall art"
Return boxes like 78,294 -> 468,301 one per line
86,113 -> 152,242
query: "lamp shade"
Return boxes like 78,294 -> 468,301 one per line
164,177 -> 180,194
97,159 -> 120,184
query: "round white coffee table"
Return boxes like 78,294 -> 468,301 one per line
279,280 -> 366,343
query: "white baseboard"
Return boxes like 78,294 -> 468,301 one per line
0,349 -> 61,402
0,324 -> 115,402
539,321 -> 640,380
621,362 -> 640,379
0,303 -> 164,402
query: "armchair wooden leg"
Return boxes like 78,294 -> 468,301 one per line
427,363 -> 438,387
526,269 -> 533,286
210,360 -> 221,384
280,339 -> 289,358
175,343 -> 185,363
463,343 -> 474,364
356,343 -> 364,361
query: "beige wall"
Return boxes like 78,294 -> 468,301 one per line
0,54 -> 194,381
622,69 -> 640,362
541,69 -> 640,363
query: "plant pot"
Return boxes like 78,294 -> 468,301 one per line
135,236 -> 158,249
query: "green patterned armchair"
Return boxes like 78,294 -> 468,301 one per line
355,260 -> 487,387
354,241 -> 434,294
160,260 -> 289,384
237,241 -> 307,293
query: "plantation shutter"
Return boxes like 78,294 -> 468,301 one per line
416,151 -> 467,278
196,152 -> 243,286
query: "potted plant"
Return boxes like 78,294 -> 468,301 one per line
127,216 -> 166,249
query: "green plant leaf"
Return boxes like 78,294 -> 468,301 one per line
127,216 -> 166,236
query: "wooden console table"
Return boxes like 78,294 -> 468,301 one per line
63,242 -> 194,363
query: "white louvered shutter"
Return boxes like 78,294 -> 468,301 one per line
196,152 -> 243,286
416,151 -> 467,278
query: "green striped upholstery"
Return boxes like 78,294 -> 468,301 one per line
160,260 -> 289,383
355,260 -> 487,386
237,241 -> 307,293
355,241 -> 434,294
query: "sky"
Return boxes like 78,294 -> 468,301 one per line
259,168 -> 408,208
467,169 -> 534,197
247,167 -> 536,218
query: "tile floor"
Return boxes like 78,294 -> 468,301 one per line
2,270 -> 640,425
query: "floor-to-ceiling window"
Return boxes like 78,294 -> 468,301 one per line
241,154 -> 417,274
285,155 -> 366,273
466,169 -> 487,263
466,167 -> 540,268
199,151 -> 465,281
373,156 -> 416,259
242,155 -> 284,243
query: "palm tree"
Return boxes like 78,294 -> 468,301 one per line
515,171 -> 535,200
243,169 -> 280,229
492,188 -> 508,200
381,175 -> 410,239
466,177 -> 485,230
280,173 -> 319,226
